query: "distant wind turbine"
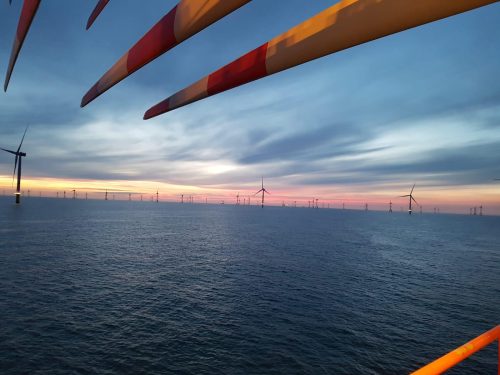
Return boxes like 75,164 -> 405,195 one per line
400,183 -> 419,215
1,126 -> 28,204
389,201 -> 393,213
254,177 -> 270,208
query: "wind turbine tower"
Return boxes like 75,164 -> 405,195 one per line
156,190 -> 159,203
72,190 -> 76,199
389,201 -> 393,213
1,126 -> 28,204
105,190 -> 108,200
254,177 -> 270,208
400,183 -> 419,215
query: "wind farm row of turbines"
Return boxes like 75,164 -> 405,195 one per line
2,127 -> 499,214
0,181 -> 491,215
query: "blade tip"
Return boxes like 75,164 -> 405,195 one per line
144,99 -> 170,120
81,83 -> 100,107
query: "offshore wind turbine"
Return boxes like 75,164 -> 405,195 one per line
1,126 -> 28,204
400,183 -> 419,215
254,177 -> 270,208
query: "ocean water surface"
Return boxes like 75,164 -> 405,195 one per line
0,197 -> 498,374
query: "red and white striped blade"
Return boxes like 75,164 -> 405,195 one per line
144,0 -> 497,119
4,0 -> 41,92
86,0 -> 109,30
81,0 -> 251,107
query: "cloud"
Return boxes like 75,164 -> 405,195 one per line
1,0 -> 499,205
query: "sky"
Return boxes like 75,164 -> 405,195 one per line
1,0 -> 499,213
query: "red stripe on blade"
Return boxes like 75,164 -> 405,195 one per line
127,6 -> 178,73
207,43 -> 269,95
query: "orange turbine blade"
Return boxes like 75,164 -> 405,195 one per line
4,0 -> 41,92
144,0 -> 497,119
81,0 -> 251,107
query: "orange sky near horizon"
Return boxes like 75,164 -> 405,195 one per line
1,175 -> 499,215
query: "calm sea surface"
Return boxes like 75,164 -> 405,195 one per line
0,197 -> 498,374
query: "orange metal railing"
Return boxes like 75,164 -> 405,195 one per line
411,325 -> 500,375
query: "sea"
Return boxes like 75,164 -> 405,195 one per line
0,196 -> 498,374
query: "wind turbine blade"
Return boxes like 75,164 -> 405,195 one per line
4,0 -> 41,92
12,154 -> 18,185
411,196 -> 419,205
410,183 -> 416,195
82,0 -> 250,107
16,125 -> 28,152
254,189 -> 263,195
1,148 -> 17,155
86,0 -> 110,30
400,195 -> 410,197
143,0 -> 496,119
264,190 -> 270,195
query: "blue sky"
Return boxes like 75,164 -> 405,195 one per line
1,1 -> 499,210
